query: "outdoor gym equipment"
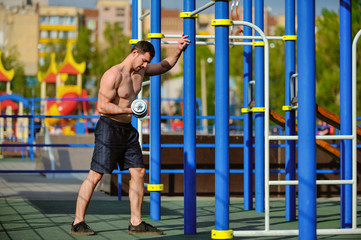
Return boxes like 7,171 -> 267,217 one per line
131,99 -> 148,118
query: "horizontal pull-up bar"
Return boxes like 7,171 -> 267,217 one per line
189,1 -> 215,16
269,179 -> 355,186
269,135 -> 355,141
163,34 -> 283,41
161,40 -> 253,46
139,10 -> 150,20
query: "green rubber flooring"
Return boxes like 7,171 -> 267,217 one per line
1,198 -> 361,240
1,158 -> 361,239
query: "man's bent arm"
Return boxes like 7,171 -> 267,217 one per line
145,34 -> 190,76
145,48 -> 182,76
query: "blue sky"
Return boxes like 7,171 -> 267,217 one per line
50,0 -> 339,16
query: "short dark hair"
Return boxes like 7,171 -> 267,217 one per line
131,40 -> 155,58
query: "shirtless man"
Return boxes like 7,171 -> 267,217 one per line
70,35 -> 190,236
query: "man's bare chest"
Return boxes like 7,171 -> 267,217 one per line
116,76 -> 143,99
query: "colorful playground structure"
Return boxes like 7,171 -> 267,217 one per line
37,43 -> 91,135
0,0 -> 360,239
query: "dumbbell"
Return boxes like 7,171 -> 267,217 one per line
131,99 -> 148,118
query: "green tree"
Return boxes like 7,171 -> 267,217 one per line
195,45 -> 215,119
351,1 -> 361,117
316,1 -> 361,116
315,9 -> 340,114
1,46 -> 27,97
229,41 -> 244,110
73,26 -> 92,64
268,26 -> 286,115
73,26 -> 93,89
91,22 -> 131,88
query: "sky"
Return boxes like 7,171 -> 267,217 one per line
49,0 -> 340,16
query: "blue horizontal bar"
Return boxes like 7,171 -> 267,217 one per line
32,97 -> 98,102
0,169 -> 341,174
0,144 -> 95,148
1,143 -> 358,150
0,170 -> 90,173
0,115 -> 100,119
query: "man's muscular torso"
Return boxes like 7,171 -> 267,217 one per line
98,64 -> 145,123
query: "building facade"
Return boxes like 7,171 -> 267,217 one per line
38,6 -> 81,63
96,0 -> 131,45
0,4 -> 39,75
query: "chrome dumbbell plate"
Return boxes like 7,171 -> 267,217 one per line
131,99 -> 148,118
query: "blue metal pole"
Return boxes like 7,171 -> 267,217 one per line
243,0 -> 253,211
183,0 -> 197,234
297,0 -> 316,239
29,98 -> 35,161
340,0 -> 352,229
284,0 -> 296,221
214,0 -> 230,232
254,0 -> 264,213
117,171 -> 122,200
150,0 -> 161,221
131,0 -> 139,129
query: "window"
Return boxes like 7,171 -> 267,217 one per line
40,30 -> 48,38
50,30 -> 57,39
40,16 -> 49,24
86,19 -> 96,30
58,31 -> 64,38
49,16 -> 59,25
116,7 -> 125,17
39,57 -> 45,66
38,44 -> 46,52
104,7 -> 109,11
69,16 -> 75,24
68,31 -> 76,39
63,16 -> 70,25
59,16 -> 65,25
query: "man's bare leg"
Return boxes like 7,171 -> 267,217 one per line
128,167 -> 145,226
73,170 -> 103,225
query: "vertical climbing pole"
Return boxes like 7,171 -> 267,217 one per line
149,0 -> 162,221
284,0 -> 296,221
29,99 -> 35,161
242,0 -> 253,211
254,0 -> 265,213
182,0 -> 197,235
131,0 -> 139,130
211,0 -> 232,239
340,0 -> 352,229
297,0 -> 316,239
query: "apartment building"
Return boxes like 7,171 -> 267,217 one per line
0,4 -> 39,75
96,0 -> 131,45
38,6 -> 82,64
0,0 -> 48,8
82,9 -> 98,44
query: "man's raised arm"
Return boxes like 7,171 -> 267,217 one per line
145,34 -> 190,76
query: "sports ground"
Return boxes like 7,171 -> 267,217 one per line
1,158 -> 361,240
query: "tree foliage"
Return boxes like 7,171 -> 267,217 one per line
316,1 -> 361,116
0,46 -> 27,97
90,22 -> 131,88
268,26 -> 286,114
195,46 -> 215,118
73,26 -> 92,64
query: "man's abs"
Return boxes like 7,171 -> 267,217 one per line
101,113 -> 132,123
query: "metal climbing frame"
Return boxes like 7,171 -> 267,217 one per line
232,24 -> 361,239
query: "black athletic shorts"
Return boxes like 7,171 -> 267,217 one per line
90,116 -> 145,174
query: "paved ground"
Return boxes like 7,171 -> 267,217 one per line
1,157 -> 361,239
